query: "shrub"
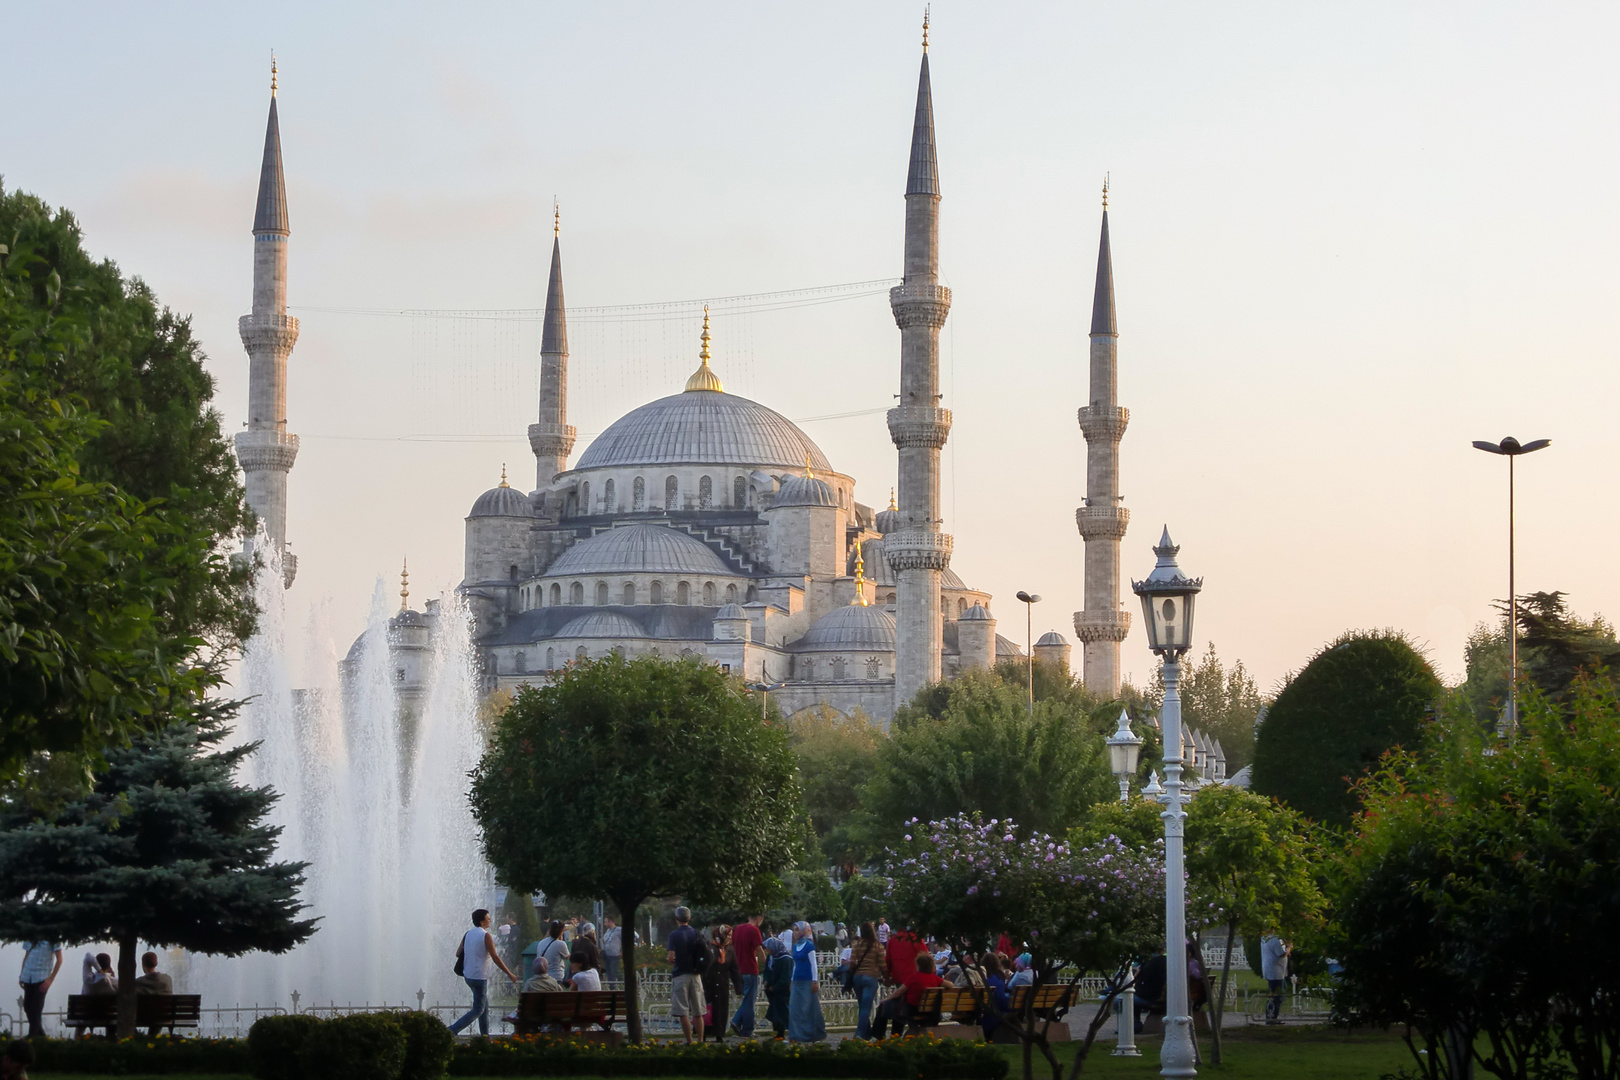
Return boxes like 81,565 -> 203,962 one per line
29,1034 -> 251,1075
395,1008 -> 456,1080
249,1014 -> 324,1080
305,1013 -> 408,1080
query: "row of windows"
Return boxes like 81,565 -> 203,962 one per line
519,579 -> 746,610
796,655 -> 886,681
507,644 -> 700,673
562,472 -> 850,517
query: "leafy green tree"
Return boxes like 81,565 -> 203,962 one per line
469,655 -> 803,1042
1331,678 -> 1620,1080
788,707 -> 883,876
1176,644 -> 1266,771
1251,631 -> 1441,827
0,695 -> 316,1039
861,671 -> 1114,852
1457,592 -> 1620,728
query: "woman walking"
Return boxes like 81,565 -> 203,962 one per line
702,926 -> 741,1042
450,908 -> 518,1035
850,922 -> 885,1038
762,936 -> 793,1039
786,922 -> 826,1043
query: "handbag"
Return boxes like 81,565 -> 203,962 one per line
453,944 -> 465,978
842,940 -> 872,995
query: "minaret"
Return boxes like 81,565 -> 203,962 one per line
1073,181 -> 1131,693
885,13 -> 954,708
528,204 -> 576,490
235,57 -> 300,588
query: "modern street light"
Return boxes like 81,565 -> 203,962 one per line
1471,436 -> 1550,737
1131,526 -> 1203,1080
749,680 -> 786,720
1015,591 -> 1041,713
1106,709 -> 1144,803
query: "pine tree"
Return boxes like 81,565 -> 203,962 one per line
0,693 -> 315,1038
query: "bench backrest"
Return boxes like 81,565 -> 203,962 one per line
66,994 -> 202,1023
915,986 -> 988,1013
517,990 -> 626,1022
1008,983 -> 1073,1011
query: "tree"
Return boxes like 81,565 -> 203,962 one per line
1457,592 -> 1620,728
860,671 -> 1115,853
1,184 -> 253,783
875,814 -> 1163,1080
1175,644 -> 1266,771
788,707 -> 883,876
1331,678 -> 1620,1080
468,655 -> 803,1042
1251,630 -> 1441,827
0,695 -> 316,1039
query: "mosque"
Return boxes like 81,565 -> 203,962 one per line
238,24 -> 1136,726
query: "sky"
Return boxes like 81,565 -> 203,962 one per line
3,1 -> 1617,694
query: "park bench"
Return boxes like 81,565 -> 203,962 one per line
66,994 -> 202,1036
914,983 -> 1075,1042
511,990 -> 627,1038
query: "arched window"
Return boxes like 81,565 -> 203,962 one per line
886,592 -> 896,605
633,476 -> 646,511
575,646 -> 587,662
595,581 -> 609,605
866,657 -> 880,679
665,475 -> 679,510
801,657 -> 815,680
677,581 -> 691,605
734,476 -> 746,508
699,475 -> 713,509
515,651 -> 526,673
650,581 -> 663,605
831,656 -> 846,680
746,584 -> 758,602
604,479 -> 615,512
702,582 -> 715,605
622,582 -> 636,605
725,584 -> 737,603
570,582 -> 584,605
546,647 -> 555,670
510,564 -> 520,581
582,481 -> 590,514
565,492 -> 577,517
958,597 -> 968,615
550,583 -> 562,606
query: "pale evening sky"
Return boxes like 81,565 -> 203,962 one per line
3,2 -> 1616,693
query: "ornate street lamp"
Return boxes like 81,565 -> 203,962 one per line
1131,526 -> 1203,1080
1106,709 -> 1144,803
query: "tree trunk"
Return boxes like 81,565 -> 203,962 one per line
1210,920 -> 1236,1065
1065,964 -> 1126,1080
116,932 -> 138,1040
615,893 -> 643,1043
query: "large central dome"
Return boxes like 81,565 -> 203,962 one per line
575,389 -> 833,473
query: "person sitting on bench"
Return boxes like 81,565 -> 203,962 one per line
870,953 -> 943,1039
133,952 -> 174,1037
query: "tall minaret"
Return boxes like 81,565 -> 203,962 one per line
528,205 -> 576,492
885,13 -> 954,707
1073,182 -> 1131,693
235,57 -> 300,588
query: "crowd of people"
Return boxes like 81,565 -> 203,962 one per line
14,940 -> 177,1040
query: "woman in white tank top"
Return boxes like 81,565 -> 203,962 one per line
448,909 -> 517,1035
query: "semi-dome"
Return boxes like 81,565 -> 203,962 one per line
545,524 -> 733,578
469,482 -> 532,518
772,473 -> 837,508
791,604 -> 897,652
574,390 -> 834,473
555,611 -> 647,639
715,603 -> 748,619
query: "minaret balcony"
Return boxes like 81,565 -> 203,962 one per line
528,422 -> 578,459
887,406 -> 953,449
883,529 -> 953,573
888,283 -> 952,330
238,313 -> 300,353
1077,405 -> 1129,442
1076,504 -> 1130,540
234,429 -> 299,473
1073,608 -> 1132,643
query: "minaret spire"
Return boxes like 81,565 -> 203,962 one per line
236,59 -> 300,587
886,23 -> 954,707
529,202 -> 576,491
1074,181 -> 1131,693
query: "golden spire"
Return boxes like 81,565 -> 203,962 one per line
400,558 -> 409,612
1102,173 -> 1109,211
888,487 -> 898,512
684,306 -> 724,392
922,5 -> 930,51
804,453 -> 815,480
553,198 -> 560,237
271,53 -> 278,97
499,464 -> 509,488
852,543 -> 869,606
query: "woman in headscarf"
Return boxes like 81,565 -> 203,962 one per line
787,921 -> 826,1042
761,935 -> 794,1039
701,925 -> 740,1042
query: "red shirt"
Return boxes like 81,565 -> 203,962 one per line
902,970 -> 943,1007
887,931 -> 923,982
732,922 -> 764,976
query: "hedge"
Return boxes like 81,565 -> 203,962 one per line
26,1034 -> 251,1075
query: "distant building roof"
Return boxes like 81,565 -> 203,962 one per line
546,524 -> 733,578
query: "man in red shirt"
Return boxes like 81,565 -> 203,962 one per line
870,953 -> 943,1038
886,928 -> 924,984
728,913 -> 767,1037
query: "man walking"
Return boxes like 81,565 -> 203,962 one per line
728,912 -> 766,1037
16,940 -> 62,1038
666,906 -> 707,1043
1261,931 -> 1291,1024
450,908 -> 519,1036
601,916 -> 623,983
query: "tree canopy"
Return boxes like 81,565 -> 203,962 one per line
0,696 -> 315,1038
787,707 -> 883,876
1457,591 -> 1620,728
1251,630 -> 1441,827
1174,644 -> 1266,771
469,654 -> 803,1041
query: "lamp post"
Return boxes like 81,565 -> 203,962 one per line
749,680 -> 786,720
1471,436 -> 1550,737
1106,709 -> 1144,803
1131,526 -> 1203,1080
1015,591 -> 1041,713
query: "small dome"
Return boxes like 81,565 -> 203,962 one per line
715,603 -> 748,620
875,490 -> 900,534
995,634 -> 1023,657
791,604 -> 896,653
546,524 -> 733,578
555,611 -> 647,639
961,604 -> 993,622
773,473 -> 837,508
1036,631 -> 1069,647
469,483 -> 532,519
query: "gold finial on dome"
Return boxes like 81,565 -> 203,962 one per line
400,558 -> 409,612
888,488 -> 897,512
684,306 -> 724,392
922,5 -> 930,51
499,464 -> 509,488
804,453 -> 815,480
852,543 -> 869,606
